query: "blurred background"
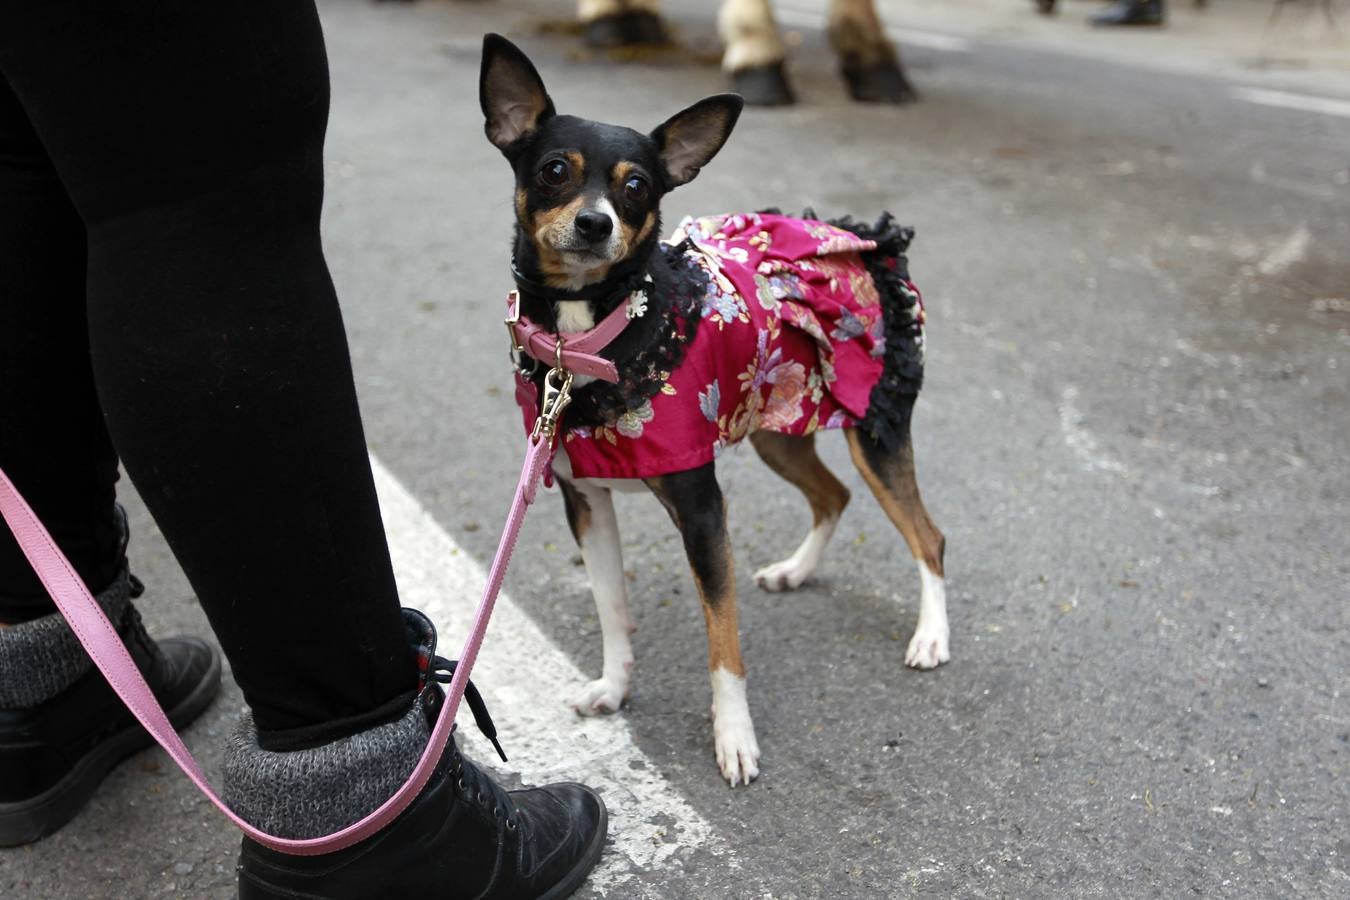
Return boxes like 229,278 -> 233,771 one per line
2,0 -> 1346,897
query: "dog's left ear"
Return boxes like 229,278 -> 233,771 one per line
480,33 -> 556,157
650,94 -> 744,189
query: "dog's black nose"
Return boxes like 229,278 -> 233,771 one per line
574,210 -> 613,243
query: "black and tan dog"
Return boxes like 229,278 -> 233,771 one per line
480,34 -> 947,786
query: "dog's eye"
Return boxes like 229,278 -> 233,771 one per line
623,175 -> 649,204
538,159 -> 570,189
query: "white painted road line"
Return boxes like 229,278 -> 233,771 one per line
369,455 -> 728,898
1247,165 -> 1342,203
886,26 -> 973,54
1232,87 -> 1350,120
774,7 -> 972,53
1058,386 -> 1127,477
774,8 -> 831,36
1257,224 -> 1310,277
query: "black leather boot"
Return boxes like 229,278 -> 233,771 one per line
1090,0 -> 1164,25
0,564 -> 222,846
232,609 -> 608,900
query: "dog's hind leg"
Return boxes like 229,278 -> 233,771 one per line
559,478 -> 636,715
647,465 -> 760,786
748,431 -> 851,592
844,423 -> 949,669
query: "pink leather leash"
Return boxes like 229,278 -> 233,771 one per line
506,288 -> 638,384
0,367 -> 574,856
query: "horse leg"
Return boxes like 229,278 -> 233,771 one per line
827,0 -> 917,103
718,0 -> 795,106
578,0 -> 668,48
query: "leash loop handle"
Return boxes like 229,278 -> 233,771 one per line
0,407 -> 558,856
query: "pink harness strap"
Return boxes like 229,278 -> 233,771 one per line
0,432 -> 554,856
507,290 -> 634,384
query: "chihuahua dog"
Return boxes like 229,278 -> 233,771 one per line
480,34 -> 948,787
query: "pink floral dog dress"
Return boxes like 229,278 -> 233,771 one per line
525,211 -> 923,480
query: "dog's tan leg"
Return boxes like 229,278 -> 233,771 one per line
844,426 -> 949,669
646,466 -> 760,786
748,431 -> 851,591
559,478 -> 636,715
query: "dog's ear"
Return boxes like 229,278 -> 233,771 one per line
650,94 -> 744,189
480,33 -> 556,156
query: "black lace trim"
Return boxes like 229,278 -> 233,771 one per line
562,242 -> 708,428
546,210 -> 921,450
824,211 -> 924,453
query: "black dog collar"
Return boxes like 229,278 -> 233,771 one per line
508,259 -> 655,306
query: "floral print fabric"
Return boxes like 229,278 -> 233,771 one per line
539,212 -> 921,480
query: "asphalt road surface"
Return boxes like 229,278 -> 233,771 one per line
2,0 -> 1347,897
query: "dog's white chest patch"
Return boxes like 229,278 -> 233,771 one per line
555,301 -> 598,387
556,300 -> 596,333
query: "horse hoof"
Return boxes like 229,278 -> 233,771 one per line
584,11 -> 669,48
731,63 -> 795,106
842,62 -> 917,104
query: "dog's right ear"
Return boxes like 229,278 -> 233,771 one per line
480,34 -> 556,157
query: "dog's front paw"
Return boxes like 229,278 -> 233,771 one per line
568,677 -> 629,716
713,715 -> 761,787
753,558 -> 811,592
904,626 -> 950,670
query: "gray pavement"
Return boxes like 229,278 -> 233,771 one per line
2,0 -> 1347,897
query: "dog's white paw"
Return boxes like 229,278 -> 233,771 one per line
568,677 -> 628,716
753,558 -> 812,592
714,715 -> 761,787
754,522 -> 835,592
904,626 -> 950,670
710,667 -> 760,786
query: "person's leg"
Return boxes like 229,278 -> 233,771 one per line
0,71 -> 221,847
0,4 -> 606,888
0,0 -> 416,745
0,76 -> 121,621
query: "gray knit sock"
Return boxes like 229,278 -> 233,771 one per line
222,702 -> 432,839
0,568 -> 133,709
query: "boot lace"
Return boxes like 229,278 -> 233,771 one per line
429,656 -> 518,830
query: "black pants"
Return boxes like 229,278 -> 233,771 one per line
0,0 -> 417,746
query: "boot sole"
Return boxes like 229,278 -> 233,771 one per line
0,640 -> 222,847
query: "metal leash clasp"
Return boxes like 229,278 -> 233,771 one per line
530,338 -> 573,446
